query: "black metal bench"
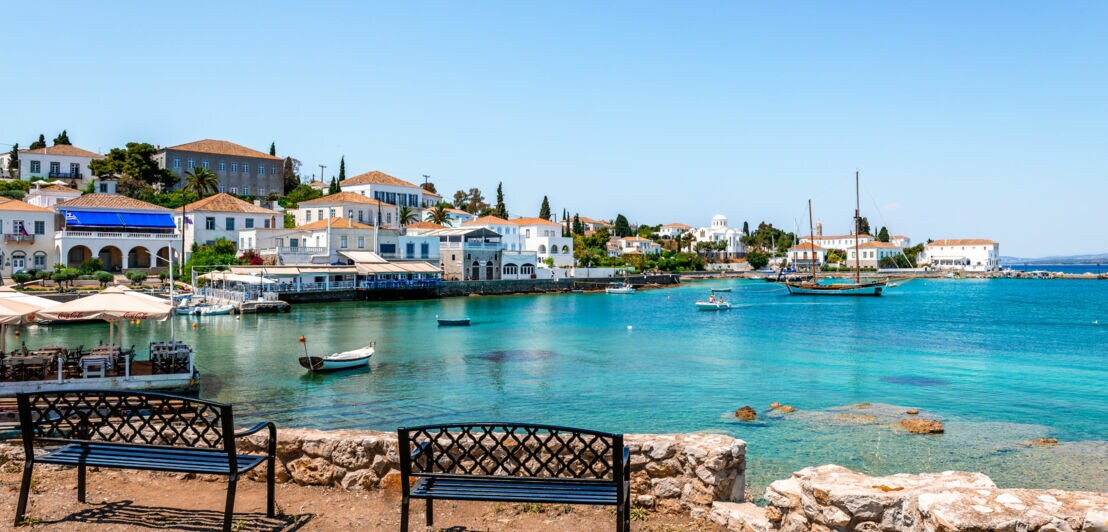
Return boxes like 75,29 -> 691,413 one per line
15,390 -> 276,531
398,423 -> 630,531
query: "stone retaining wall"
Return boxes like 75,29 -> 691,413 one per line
234,429 -> 745,513
710,464 -> 1108,531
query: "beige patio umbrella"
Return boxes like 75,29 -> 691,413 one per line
36,285 -> 172,348
0,297 -> 43,352
0,286 -> 60,308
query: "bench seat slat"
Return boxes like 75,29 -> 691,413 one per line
38,443 -> 265,474
411,477 -> 618,504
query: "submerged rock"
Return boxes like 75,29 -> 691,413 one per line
770,402 -> 782,410
906,408 -> 920,415
769,402 -> 797,414
1031,437 -> 1059,446
735,406 -> 757,421
900,418 -> 944,434
833,413 -> 879,425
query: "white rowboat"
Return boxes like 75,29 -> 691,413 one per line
696,301 -> 732,311
299,345 -> 375,372
605,283 -> 635,294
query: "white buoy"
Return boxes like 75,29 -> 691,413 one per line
627,325 -> 633,330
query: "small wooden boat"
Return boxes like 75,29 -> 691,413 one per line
437,317 -> 471,326
197,304 -> 235,315
605,282 -> 635,294
696,301 -> 732,311
711,288 -> 732,293
299,344 -> 375,372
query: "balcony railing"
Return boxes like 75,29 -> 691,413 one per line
4,234 -> 35,244
56,230 -> 180,240
48,170 -> 82,179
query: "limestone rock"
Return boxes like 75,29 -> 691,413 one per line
735,406 -> 757,421
286,456 -> 337,486
905,408 -> 920,415
778,405 -> 797,414
833,413 -> 878,424
899,418 -> 944,434
710,501 -> 769,532
1031,437 -> 1059,446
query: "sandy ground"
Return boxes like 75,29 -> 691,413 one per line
0,466 -> 722,531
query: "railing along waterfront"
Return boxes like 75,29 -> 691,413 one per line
56,231 -> 180,240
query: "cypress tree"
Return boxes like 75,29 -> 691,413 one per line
29,134 -> 46,150
269,142 -> 276,156
539,196 -> 551,220
613,214 -> 632,237
742,221 -> 750,235
877,226 -> 890,242
53,130 -> 71,145
338,156 -> 345,181
494,182 -> 508,218
573,213 -> 584,235
7,144 -> 18,178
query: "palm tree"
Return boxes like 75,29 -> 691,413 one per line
427,203 -> 453,226
398,206 -> 419,226
183,167 -> 219,198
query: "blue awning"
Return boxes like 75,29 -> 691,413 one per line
64,210 -> 125,227
119,213 -> 176,229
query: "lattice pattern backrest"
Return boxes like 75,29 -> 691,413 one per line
21,391 -> 226,449
405,424 -> 616,479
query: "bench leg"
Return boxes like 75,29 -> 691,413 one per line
223,478 -> 237,532
77,463 -> 87,503
266,456 -> 275,517
425,498 -> 434,528
14,461 -> 33,527
400,495 -> 410,532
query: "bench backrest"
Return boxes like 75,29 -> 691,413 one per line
398,423 -> 623,483
17,390 -> 235,455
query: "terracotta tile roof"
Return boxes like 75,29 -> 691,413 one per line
510,217 -> 560,227
927,239 -> 997,247
298,191 -> 393,207
463,215 -> 511,226
179,193 -> 278,214
162,139 -> 281,160
622,236 -> 651,242
662,223 -> 692,229
405,221 -> 446,230
421,189 -> 442,197
789,242 -> 827,252
446,208 -> 471,215
893,235 -> 910,239
308,181 -> 327,187
56,193 -> 171,211
340,170 -> 419,189
858,241 -> 901,249
20,145 -> 102,158
805,233 -> 874,241
0,198 -> 52,213
297,217 -> 374,230
34,184 -> 82,194
579,216 -> 610,225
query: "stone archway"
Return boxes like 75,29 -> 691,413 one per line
67,245 -> 93,268
128,246 -> 152,269
98,246 -> 123,272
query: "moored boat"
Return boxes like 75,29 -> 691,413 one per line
197,304 -> 235,315
710,288 -> 732,293
299,344 -> 375,372
696,301 -> 732,310
437,317 -> 471,326
605,282 -> 635,294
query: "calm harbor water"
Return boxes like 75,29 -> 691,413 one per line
14,279 -> 1108,494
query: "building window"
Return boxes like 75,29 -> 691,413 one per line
258,186 -> 265,195
173,158 -> 181,169
245,218 -> 255,229
340,236 -> 348,248
270,166 -> 276,175
258,165 -> 265,175
33,252 -> 46,269
386,212 -> 392,224
231,163 -> 238,172
226,218 -> 235,231
230,187 -> 238,194
70,162 -> 80,175
218,161 -> 225,171
243,185 -> 250,195
406,242 -> 415,257
48,161 -> 61,174
205,217 -> 216,230
30,160 -> 41,173
305,211 -> 312,222
33,221 -> 45,235
187,159 -> 195,169
242,163 -> 249,174
357,237 -> 365,248
201,160 -> 209,169
218,184 -> 226,193
264,218 -> 271,229
420,242 -> 429,258
317,209 -> 324,220
357,211 -> 364,223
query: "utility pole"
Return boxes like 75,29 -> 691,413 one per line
319,164 -> 327,184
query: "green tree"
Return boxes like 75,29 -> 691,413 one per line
452,190 -> 469,210
328,177 -> 339,194
572,214 -> 584,236
90,142 -> 177,189
282,157 -> 300,194
29,134 -> 46,150
281,184 -> 323,207
420,176 -> 437,194
613,214 -> 632,237
494,182 -> 508,218
94,271 -> 115,287
427,203 -> 452,226
398,206 -> 419,226
269,142 -> 276,156
856,216 -> 871,235
6,144 -> 18,179
465,188 -> 487,214
742,221 -> 750,235
284,212 -> 296,228
116,175 -> 155,200
53,130 -> 71,145
877,226 -> 890,242
125,271 -> 149,286
183,166 -> 218,198
539,196 -> 551,220
338,156 -> 345,181
179,238 -> 242,280
745,250 -> 770,270
78,258 -> 104,274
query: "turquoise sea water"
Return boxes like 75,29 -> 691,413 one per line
12,279 -> 1108,494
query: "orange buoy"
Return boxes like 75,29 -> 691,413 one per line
299,335 -> 306,343
192,323 -> 198,330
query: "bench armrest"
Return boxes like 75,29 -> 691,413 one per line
622,446 -> 630,480
234,421 -> 277,457
410,440 -> 430,460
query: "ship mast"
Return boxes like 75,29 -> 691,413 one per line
807,199 -> 818,281
854,170 -> 861,284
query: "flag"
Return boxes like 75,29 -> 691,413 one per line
18,224 -> 29,236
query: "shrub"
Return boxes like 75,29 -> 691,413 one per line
11,272 -> 32,284
124,271 -> 148,286
50,268 -> 79,288
95,271 -> 115,287
78,258 -> 104,274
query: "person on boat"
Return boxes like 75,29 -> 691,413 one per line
708,295 -> 716,303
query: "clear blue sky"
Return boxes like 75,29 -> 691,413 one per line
4,2 -> 1106,257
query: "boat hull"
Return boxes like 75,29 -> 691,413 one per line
299,353 -> 373,371
696,302 -> 732,311
785,282 -> 886,296
605,288 -> 635,294
438,318 -> 471,326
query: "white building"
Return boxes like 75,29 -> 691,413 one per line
658,223 -> 692,239
397,234 -> 440,262
607,236 -> 662,256
24,183 -> 82,208
0,198 -> 55,274
0,144 -> 104,187
692,215 -> 747,259
511,217 -> 574,267
788,242 -> 827,271
403,221 -> 447,235
294,191 -> 398,228
463,216 -> 522,250
578,216 -> 610,233
919,239 -> 1000,272
176,193 -> 281,259
891,235 -> 912,248
240,218 -> 398,265
501,251 -> 538,280
800,232 -> 875,250
846,241 -> 903,269
339,170 -> 428,214
420,189 -> 443,208
54,194 -> 180,271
